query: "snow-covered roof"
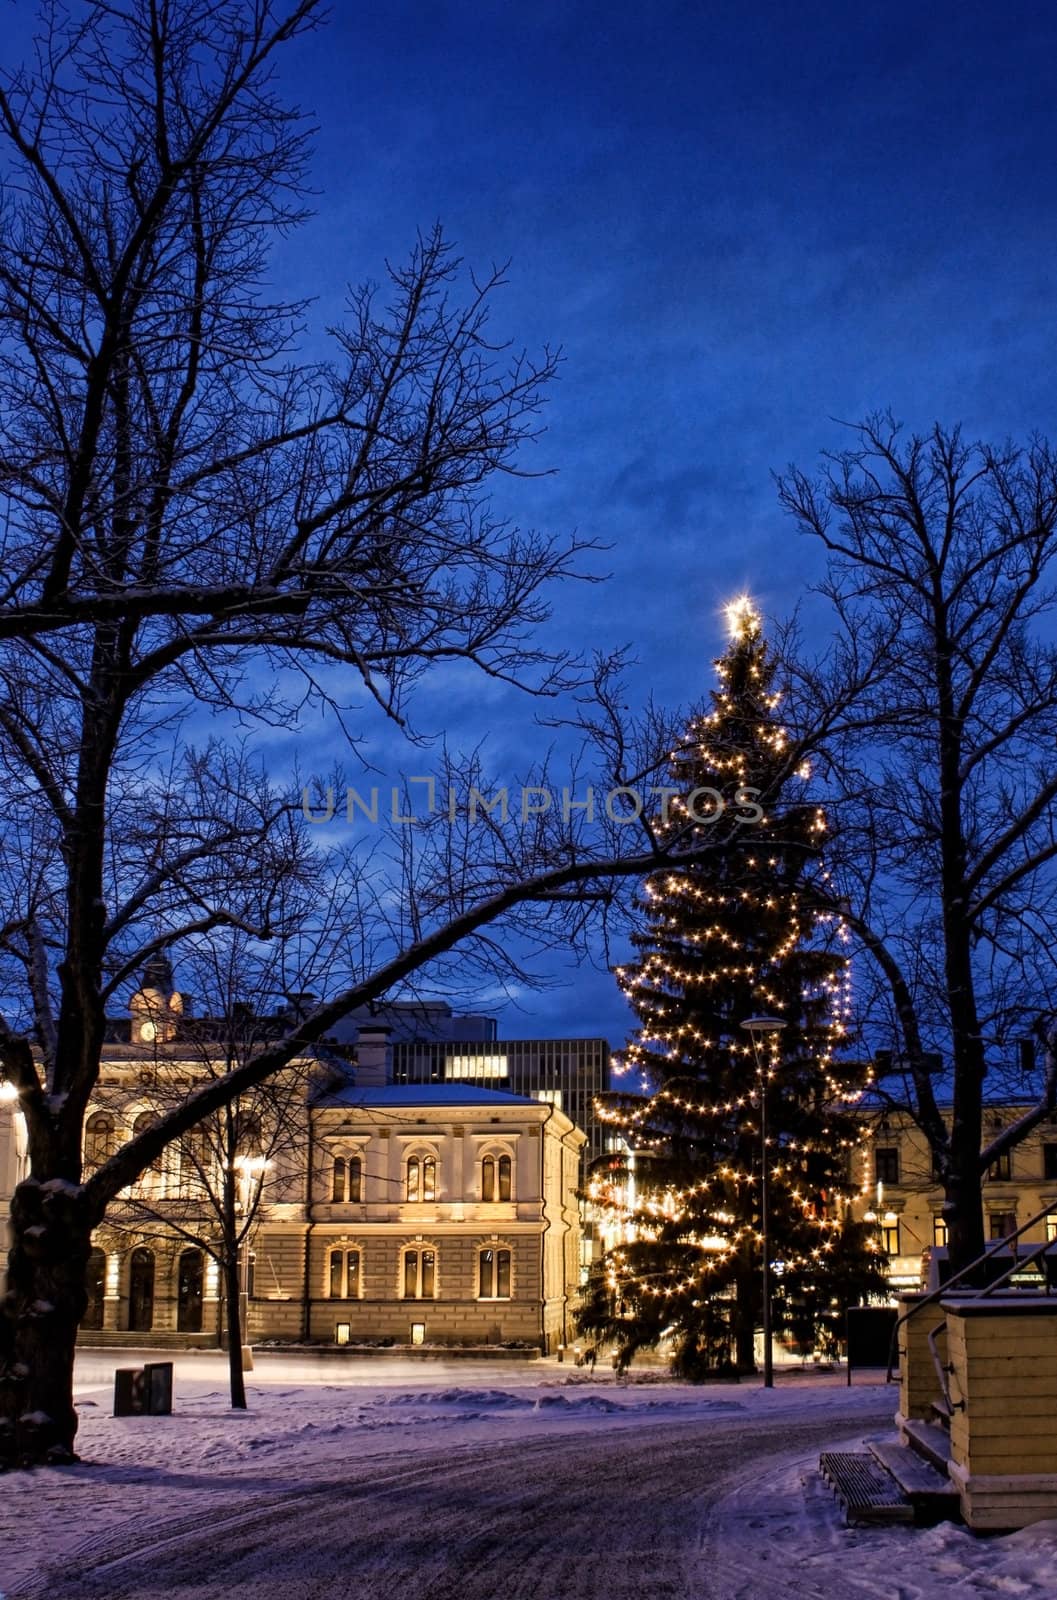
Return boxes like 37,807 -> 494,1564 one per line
317,1084 -> 537,1110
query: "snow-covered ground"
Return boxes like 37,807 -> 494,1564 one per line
3,1351 -> 1055,1599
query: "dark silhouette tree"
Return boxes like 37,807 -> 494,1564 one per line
776,418 -> 1057,1272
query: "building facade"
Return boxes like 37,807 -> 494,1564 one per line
0,977 -> 588,1353
856,1104 -> 1057,1291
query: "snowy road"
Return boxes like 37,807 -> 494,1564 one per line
10,1369 -> 1057,1600
24,1397 -> 898,1600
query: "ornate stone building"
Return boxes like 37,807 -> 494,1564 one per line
0,978 -> 586,1354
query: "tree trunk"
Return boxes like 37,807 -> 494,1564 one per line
734,1242 -> 758,1374
0,1178 -> 94,1466
223,1251 -> 247,1410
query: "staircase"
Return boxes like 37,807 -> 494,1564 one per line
820,1197 -> 1057,1530
819,1437 -> 959,1527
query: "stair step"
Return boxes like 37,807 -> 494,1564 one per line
930,1395 -> 954,1427
818,1451 -> 914,1526
901,1417 -> 954,1474
868,1441 -> 961,1524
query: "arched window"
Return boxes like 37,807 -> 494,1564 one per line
84,1113 -> 115,1172
82,1247 -> 106,1329
481,1152 -> 512,1202
333,1156 -> 362,1204
406,1153 -> 437,1202
478,1246 -> 511,1300
178,1124 -> 212,1195
402,1247 -> 436,1298
132,1112 -> 163,1196
327,1247 -> 362,1299
128,1247 -> 155,1331
177,1248 -> 204,1332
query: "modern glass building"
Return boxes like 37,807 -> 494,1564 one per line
390,1037 -> 611,1167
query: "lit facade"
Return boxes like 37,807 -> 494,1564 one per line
855,1105 -> 1057,1290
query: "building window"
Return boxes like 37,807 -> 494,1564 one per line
481,1154 -> 512,1202
875,1147 -> 900,1186
932,1215 -> 948,1247
177,1124 -> 212,1195
84,1112 -> 115,1172
406,1155 -> 436,1202
1043,1144 -> 1057,1181
880,1221 -> 900,1255
1046,1215 -> 1057,1243
177,1248 -> 204,1332
332,1157 -> 361,1203
989,1211 -> 1017,1240
987,1149 -> 1012,1181
132,1112 -> 163,1196
402,1247 -> 435,1298
327,1247 -> 361,1299
478,1246 -> 511,1299
128,1247 -> 155,1331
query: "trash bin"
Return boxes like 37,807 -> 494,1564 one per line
113,1363 -> 173,1416
114,1367 -> 145,1416
143,1361 -> 173,1415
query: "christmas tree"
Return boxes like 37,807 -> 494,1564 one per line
578,599 -> 885,1377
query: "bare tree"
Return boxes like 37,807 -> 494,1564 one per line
776,416 -> 1057,1271
0,1 -> 820,1469
102,937 -> 321,1410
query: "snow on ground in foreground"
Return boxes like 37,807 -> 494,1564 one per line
2,1352 -> 1055,1599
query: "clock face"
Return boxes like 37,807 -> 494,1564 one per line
140,1019 -> 157,1043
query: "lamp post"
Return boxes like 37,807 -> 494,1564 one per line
741,1016 -> 787,1388
233,1155 -> 268,1371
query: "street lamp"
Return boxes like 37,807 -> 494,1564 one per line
233,1154 -> 268,1371
741,1016 -> 787,1388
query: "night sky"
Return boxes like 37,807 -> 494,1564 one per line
14,2 -> 1057,1045
276,0 -> 1057,1046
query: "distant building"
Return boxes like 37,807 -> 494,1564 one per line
855,1103 -> 1057,1291
390,1036 -> 611,1167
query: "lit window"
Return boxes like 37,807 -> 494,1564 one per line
177,1124 -> 212,1194
84,1112 -> 115,1171
933,1215 -> 948,1247
481,1153 -> 511,1202
987,1150 -> 1012,1181
407,1154 -> 436,1201
880,1221 -> 900,1255
447,1053 -> 509,1080
332,1156 -> 361,1202
1046,1215 -> 1057,1243
327,1248 -> 361,1299
478,1247 -> 511,1299
402,1248 -> 436,1298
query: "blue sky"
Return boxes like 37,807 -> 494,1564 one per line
260,0 -> 1057,1045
